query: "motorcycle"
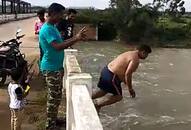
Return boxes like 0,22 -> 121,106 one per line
0,29 -> 26,86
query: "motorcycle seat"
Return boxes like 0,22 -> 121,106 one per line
0,46 -> 11,53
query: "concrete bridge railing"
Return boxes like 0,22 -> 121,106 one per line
64,49 -> 103,130
0,13 -> 36,24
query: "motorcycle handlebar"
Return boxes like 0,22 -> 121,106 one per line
1,34 -> 25,46
17,34 -> 25,40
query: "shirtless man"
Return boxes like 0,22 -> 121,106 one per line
92,44 -> 152,112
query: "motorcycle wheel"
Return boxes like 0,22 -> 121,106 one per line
0,74 -> 6,86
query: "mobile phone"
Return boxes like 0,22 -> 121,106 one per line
25,85 -> 30,93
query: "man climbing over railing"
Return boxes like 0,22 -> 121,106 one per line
92,44 -> 152,113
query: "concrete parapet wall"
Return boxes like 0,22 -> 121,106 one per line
0,13 -> 36,24
64,49 -> 103,130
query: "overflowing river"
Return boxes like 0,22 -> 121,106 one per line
75,41 -> 191,130
1,17 -> 191,130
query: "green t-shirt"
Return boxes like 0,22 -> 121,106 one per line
39,22 -> 64,71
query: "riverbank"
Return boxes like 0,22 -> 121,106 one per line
118,38 -> 191,49
148,38 -> 191,49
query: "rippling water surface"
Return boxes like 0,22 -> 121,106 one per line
75,42 -> 191,130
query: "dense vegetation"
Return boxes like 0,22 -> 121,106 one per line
75,0 -> 191,47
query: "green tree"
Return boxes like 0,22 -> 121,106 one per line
75,8 -> 117,40
153,0 -> 185,17
110,0 -> 157,41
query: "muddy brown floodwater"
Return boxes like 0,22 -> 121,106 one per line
75,42 -> 191,130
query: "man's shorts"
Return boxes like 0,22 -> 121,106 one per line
98,66 -> 122,95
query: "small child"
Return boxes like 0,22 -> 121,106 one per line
35,9 -> 46,35
8,68 -> 29,130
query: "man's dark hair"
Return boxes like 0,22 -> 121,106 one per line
48,3 -> 65,16
67,9 -> 77,15
137,44 -> 152,53
10,68 -> 23,82
37,8 -> 46,16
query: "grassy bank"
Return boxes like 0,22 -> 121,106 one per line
135,38 -> 191,49
24,54 -> 66,130
22,54 -> 47,130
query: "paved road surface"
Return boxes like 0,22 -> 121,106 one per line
0,17 -> 40,130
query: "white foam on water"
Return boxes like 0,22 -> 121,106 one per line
133,121 -> 139,125
126,113 -> 139,118
154,84 -> 159,87
136,72 -> 160,81
164,120 -> 191,127
95,53 -> 105,57
117,110 -> 146,128
93,58 -> 97,62
144,62 -> 159,66
132,80 -> 141,86
188,115 -> 191,118
172,109 -> 177,112
157,116 -> 175,123
100,113 -> 119,127
162,90 -> 190,95
169,63 -> 174,66
143,80 -> 153,85
164,89 -> 175,93
148,67 -> 154,70
179,91 -> 190,95
152,93 -> 159,96
139,63 -> 143,66
141,115 -> 176,126
150,76 -> 159,80
101,108 -> 191,129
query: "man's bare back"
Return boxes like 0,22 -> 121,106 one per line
108,50 -> 140,82
92,44 -> 151,112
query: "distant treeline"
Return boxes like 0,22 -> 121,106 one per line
75,0 -> 191,46
18,1 -> 191,46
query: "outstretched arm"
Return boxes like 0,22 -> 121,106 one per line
51,27 -> 87,51
125,60 -> 139,98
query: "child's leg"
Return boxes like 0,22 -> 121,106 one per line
10,109 -> 15,130
15,109 -> 24,130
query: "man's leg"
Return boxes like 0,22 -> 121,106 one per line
45,71 -> 63,130
92,89 -> 107,99
94,94 -> 123,111
92,89 -> 107,113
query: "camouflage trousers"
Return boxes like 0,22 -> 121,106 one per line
43,70 -> 64,130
